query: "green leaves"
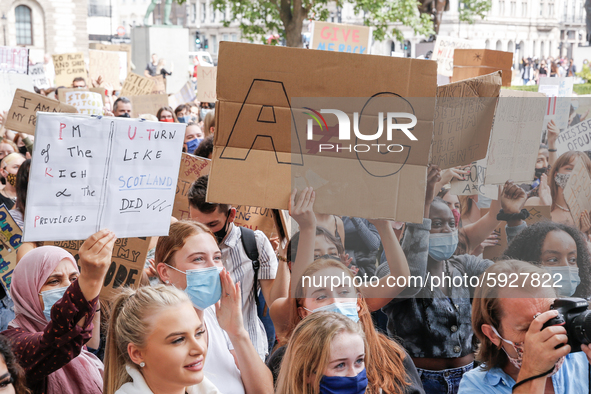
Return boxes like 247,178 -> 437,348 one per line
458,0 -> 491,23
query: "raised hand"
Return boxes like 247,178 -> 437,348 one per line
538,174 -> 552,206
77,229 -> 117,301
500,180 -> 527,214
289,187 -> 316,231
215,268 -> 244,337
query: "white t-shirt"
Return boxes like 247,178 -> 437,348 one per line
203,306 -> 245,394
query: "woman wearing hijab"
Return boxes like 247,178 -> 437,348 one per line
1,229 -> 117,394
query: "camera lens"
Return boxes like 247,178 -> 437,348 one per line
571,310 -> 591,347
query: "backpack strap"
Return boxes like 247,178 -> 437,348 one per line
240,227 -> 260,308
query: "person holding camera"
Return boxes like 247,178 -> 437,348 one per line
459,259 -> 591,393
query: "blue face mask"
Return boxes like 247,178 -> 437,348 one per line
185,138 -> 202,154
304,301 -> 360,323
178,115 -> 191,124
166,264 -> 223,310
39,287 -> 68,321
475,195 -> 493,209
546,266 -> 581,297
428,231 -> 459,261
319,368 -> 368,394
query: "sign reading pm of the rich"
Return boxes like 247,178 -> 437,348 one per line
24,113 -> 185,242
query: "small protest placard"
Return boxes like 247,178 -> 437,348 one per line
431,36 -> 474,77
29,63 -> 50,89
52,52 -> 87,87
5,89 -> 77,135
310,21 -> 370,54
89,50 -> 121,88
131,94 -> 170,118
58,88 -> 104,115
24,113 -> 185,242
234,205 -> 277,240
89,43 -> 131,74
538,77 -> 574,131
197,66 -> 217,103
452,49 -> 513,86
449,159 -> 498,199
556,118 -> 591,155
120,73 -> 155,97
0,206 -> 23,294
47,237 -> 150,300
0,73 -> 34,111
150,75 -> 166,95
173,154 -> 211,220
169,81 -> 196,109
0,46 -> 29,74
564,155 -> 591,231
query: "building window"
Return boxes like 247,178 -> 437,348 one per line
222,33 -> 229,41
15,5 -> 32,45
192,3 -> 197,23
210,4 -> 215,22
231,33 -> 237,41
522,2 -> 527,14
499,1 -> 505,15
211,35 -> 218,53
510,1 -> 516,14
548,2 -> 554,14
540,1 -> 544,15
200,2 -> 206,23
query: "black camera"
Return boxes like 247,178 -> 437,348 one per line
542,298 -> 591,353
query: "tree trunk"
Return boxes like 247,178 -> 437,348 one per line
278,0 -> 306,47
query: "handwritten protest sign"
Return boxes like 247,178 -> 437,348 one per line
432,72 -> 501,169
29,63 -> 50,89
120,73 -> 155,97
131,94 -> 169,118
0,46 -> 29,74
0,73 -> 34,111
449,159 -> 498,199
564,155 -> 591,231
197,66 -> 217,103
431,37 -> 474,77
556,118 -> 591,155
452,49 -> 513,87
484,91 -> 547,184
150,75 -> 166,95
89,50 -> 121,88
0,206 -> 23,293
169,81 -> 196,109
310,21 -> 370,54
173,154 -> 211,220
24,113 -> 185,242
5,89 -> 77,135
47,237 -> 150,300
234,205 -> 277,239
89,43 -> 131,75
52,52 -> 86,87
539,77 -> 574,131
58,88 -> 104,115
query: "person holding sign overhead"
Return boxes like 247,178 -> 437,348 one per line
1,229 -> 117,394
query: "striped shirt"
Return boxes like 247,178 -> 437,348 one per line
220,224 -> 277,360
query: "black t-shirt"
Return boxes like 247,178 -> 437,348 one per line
0,194 -> 15,211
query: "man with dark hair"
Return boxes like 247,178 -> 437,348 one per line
194,135 -> 214,159
113,97 -> 132,117
145,53 -> 158,77
187,175 -> 277,360
72,77 -> 87,88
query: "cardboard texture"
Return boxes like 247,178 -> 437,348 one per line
197,66 -> 217,103
556,117 -> 591,155
120,73 -> 155,97
0,73 -> 34,112
47,237 -> 150,300
89,43 -> 132,74
150,75 -> 167,95
452,49 -> 513,87
5,89 -> 78,135
234,206 -> 277,240
448,159 -> 498,199
52,52 -> 87,87
0,46 -> 29,74
432,72 -> 502,169
310,21 -> 371,54
58,88 -> 104,116
431,37 -> 474,77
89,50 -> 121,88
483,205 -> 552,260
173,154 -> 211,220
131,94 -> 169,118
0,206 -> 23,294
564,155 -> 591,231
484,91 -> 547,184
208,42 -> 437,223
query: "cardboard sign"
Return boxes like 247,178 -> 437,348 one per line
207,42 -> 437,222
0,73 -> 34,112
449,159 -> 498,199
169,81 -> 196,109
431,37 -> 474,77
483,205 -> 552,260
52,52 -> 87,87
29,63 -> 50,89
564,155 -> 591,231
89,50 -> 121,88
432,72 -> 501,169
0,46 -> 29,74
5,89 -> 78,135
556,118 -> 591,155
234,205 -> 277,239
484,91 -> 547,184
538,77 -> 574,131
197,66 -> 217,103
131,94 -> 170,118
47,237 -> 150,300
452,49 -> 513,87
310,21 -> 371,54
89,43 -> 132,74
173,154 -> 211,220
120,73 -> 155,97
23,113 -> 185,242
150,75 -> 166,95
0,206 -> 23,294
59,88 -> 104,116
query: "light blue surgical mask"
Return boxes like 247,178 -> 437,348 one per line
304,301 -> 360,323
428,230 -> 459,261
475,195 -> 493,209
39,287 -> 68,321
178,115 -> 191,124
166,264 -> 223,310
546,266 -> 581,297
185,137 -> 203,154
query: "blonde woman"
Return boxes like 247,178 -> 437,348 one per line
103,285 -> 220,394
276,312 -> 368,394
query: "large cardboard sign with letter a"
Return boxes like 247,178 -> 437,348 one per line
207,42 -> 437,223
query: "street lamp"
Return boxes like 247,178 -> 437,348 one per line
1,14 -> 7,46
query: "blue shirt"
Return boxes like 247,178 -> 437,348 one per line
458,352 -> 589,393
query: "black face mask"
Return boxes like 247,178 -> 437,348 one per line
117,112 -> 130,118
213,209 -> 231,244
315,254 -> 341,262
535,166 -> 548,179
18,146 -> 27,155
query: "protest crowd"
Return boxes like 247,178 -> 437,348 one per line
2,35 -> 591,394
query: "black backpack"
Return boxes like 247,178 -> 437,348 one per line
239,227 -> 260,307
